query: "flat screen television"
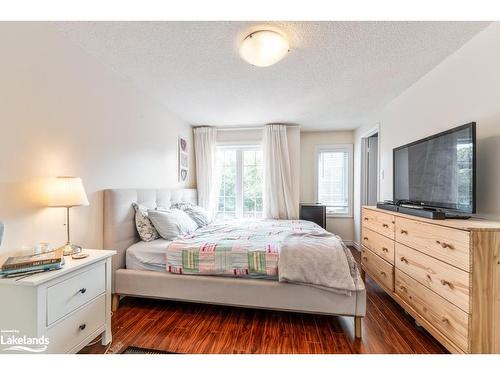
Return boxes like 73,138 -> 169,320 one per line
393,122 -> 476,214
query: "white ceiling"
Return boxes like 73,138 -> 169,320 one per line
56,21 -> 489,131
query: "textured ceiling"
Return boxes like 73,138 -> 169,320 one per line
56,21 -> 489,131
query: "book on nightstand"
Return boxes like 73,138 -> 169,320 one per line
1,248 -> 64,277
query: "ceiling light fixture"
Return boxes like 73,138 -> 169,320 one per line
239,30 -> 290,67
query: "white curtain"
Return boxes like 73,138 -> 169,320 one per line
193,127 -> 218,214
263,124 -> 297,219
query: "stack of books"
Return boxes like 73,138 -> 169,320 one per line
0,248 -> 64,278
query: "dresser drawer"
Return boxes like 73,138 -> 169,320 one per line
395,243 -> 470,312
47,262 -> 105,325
46,294 -> 105,353
362,208 -> 395,239
395,269 -> 469,352
362,247 -> 394,292
395,217 -> 470,271
362,227 -> 395,264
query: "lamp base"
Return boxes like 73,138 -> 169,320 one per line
58,243 -> 83,256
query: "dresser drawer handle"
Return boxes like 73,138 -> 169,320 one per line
436,240 -> 454,250
400,229 -> 408,235
382,224 -> 389,228
363,237 -> 369,241
441,280 -> 454,288
441,317 -> 450,324
362,256 -> 368,261
78,288 -> 87,294
399,285 -> 407,292
363,217 -> 369,221
400,256 -> 408,264
380,271 -> 387,277
382,247 -> 389,253
79,323 -> 86,331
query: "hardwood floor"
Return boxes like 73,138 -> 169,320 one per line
80,249 -> 447,354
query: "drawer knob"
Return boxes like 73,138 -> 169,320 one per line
399,285 -> 407,292
382,247 -> 389,253
441,317 -> 450,324
363,237 -> 369,241
79,323 -> 86,331
363,217 -> 368,221
441,280 -> 454,288
380,271 -> 387,277
382,224 -> 389,228
400,229 -> 408,235
400,256 -> 408,264
79,288 -> 87,294
362,256 -> 368,261
436,240 -> 454,250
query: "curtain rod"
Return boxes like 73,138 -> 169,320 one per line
215,125 -> 301,132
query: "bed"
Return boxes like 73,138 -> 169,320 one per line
103,188 -> 366,338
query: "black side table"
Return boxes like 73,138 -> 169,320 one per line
299,204 -> 326,229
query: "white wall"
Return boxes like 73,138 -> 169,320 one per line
0,23 -> 195,257
300,131 -> 354,242
354,22 -> 500,245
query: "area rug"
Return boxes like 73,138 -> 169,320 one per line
121,346 -> 177,354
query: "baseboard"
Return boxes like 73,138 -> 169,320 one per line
343,240 -> 360,250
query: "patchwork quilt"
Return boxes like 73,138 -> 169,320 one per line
166,219 -> 324,279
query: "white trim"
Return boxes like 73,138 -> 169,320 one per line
342,240 -> 359,249
314,144 -> 354,218
360,123 -> 380,206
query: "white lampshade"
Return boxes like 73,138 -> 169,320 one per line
47,177 -> 89,207
239,30 -> 290,67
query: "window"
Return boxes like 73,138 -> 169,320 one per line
216,145 -> 263,219
315,144 -> 353,217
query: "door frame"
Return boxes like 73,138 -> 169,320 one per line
360,124 -> 380,208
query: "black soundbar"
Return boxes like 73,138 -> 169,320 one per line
398,206 -> 446,220
376,202 -> 446,220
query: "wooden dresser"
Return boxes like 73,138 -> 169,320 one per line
361,206 -> 500,353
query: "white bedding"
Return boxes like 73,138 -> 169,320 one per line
126,239 -> 171,272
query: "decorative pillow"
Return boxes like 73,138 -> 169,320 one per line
148,209 -> 198,240
132,203 -> 160,242
170,202 -> 193,211
184,205 -> 212,227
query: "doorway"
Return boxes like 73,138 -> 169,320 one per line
361,126 -> 380,207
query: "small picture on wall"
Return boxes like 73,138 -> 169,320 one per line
178,137 -> 188,182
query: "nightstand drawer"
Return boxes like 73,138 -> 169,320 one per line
47,262 -> 105,325
47,294 -> 105,353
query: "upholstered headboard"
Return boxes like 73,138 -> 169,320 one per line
103,188 -> 197,281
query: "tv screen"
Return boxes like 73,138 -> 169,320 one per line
393,123 -> 476,213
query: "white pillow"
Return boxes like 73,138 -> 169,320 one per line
184,205 -> 212,227
148,209 -> 198,240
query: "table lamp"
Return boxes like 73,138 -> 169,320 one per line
47,177 -> 89,255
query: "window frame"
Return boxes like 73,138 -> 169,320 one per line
314,144 -> 354,218
216,143 -> 263,219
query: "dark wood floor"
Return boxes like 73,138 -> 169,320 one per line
80,249 -> 447,354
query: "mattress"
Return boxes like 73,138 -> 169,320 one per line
126,239 -> 171,272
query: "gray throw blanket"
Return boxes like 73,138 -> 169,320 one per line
279,231 -> 365,295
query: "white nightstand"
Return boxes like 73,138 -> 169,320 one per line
0,249 -> 116,354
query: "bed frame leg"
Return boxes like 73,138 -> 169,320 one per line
354,316 -> 362,339
112,294 -> 120,312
